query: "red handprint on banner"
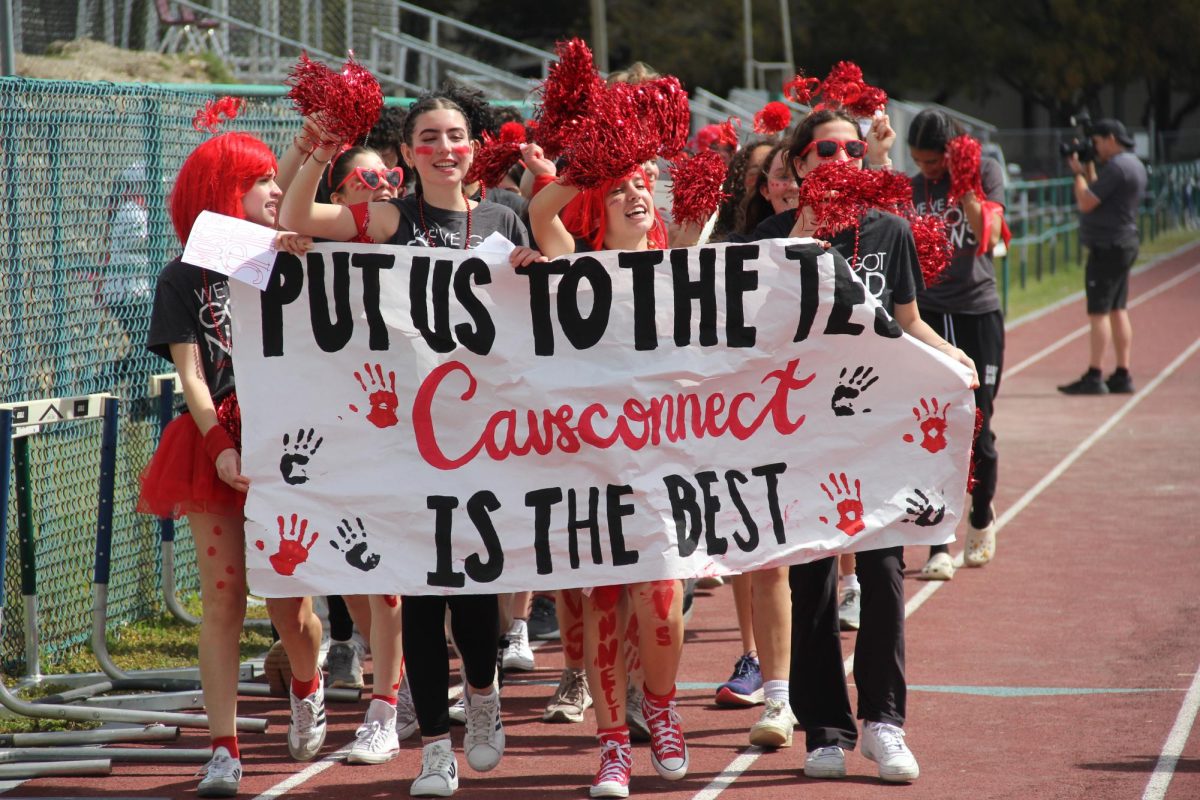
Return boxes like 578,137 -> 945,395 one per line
268,513 -> 319,576
902,397 -> 950,453
818,472 -> 865,536
348,362 -> 399,428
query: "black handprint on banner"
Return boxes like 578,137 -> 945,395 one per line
831,365 -> 879,416
279,428 -> 324,485
329,516 -> 381,572
903,489 -> 946,527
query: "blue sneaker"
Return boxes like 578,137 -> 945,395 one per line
715,653 -> 763,707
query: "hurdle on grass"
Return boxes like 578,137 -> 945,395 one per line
0,400 -> 268,739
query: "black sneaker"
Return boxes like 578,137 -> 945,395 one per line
1057,371 -> 1108,395
527,594 -> 560,641
1105,371 -> 1135,394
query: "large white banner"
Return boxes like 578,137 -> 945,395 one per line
216,228 -> 975,596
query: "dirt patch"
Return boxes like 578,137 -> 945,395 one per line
15,38 -> 223,84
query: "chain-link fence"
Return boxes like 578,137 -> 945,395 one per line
0,77 -> 308,673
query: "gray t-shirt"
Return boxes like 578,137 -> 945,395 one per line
912,156 -> 1004,315
1079,150 -> 1148,248
385,193 -> 530,249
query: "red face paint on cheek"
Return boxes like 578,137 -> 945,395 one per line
414,145 -> 434,156
451,145 -> 472,157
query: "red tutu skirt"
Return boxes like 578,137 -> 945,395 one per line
137,412 -> 246,520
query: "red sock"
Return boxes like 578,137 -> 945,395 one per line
642,685 -> 676,706
370,694 -> 397,705
211,735 -> 239,759
291,674 -> 319,699
597,725 -> 630,745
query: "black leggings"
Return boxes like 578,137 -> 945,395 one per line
402,594 -> 499,737
327,596 -> 355,642
923,309 -> 1004,552
789,548 -> 906,751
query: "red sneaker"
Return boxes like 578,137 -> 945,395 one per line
642,693 -> 688,780
590,735 -> 632,798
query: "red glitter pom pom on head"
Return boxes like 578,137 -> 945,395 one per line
498,121 -> 527,144
754,101 -> 792,135
946,134 -> 983,205
192,96 -> 245,133
465,133 -> 522,189
717,117 -> 741,148
669,149 -> 729,227
534,38 -> 605,159
286,52 -> 383,149
782,62 -> 887,118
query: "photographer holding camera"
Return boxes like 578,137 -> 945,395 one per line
1058,118 -> 1148,395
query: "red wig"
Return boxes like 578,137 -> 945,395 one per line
559,167 -> 668,252
169,132 -> 278,245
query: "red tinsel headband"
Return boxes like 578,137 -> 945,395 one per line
192,96 -> 245,133
783,61 -> 887,118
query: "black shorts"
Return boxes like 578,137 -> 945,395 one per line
1084,241 -> 1139,314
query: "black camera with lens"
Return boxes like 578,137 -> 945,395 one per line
1058,113 -> 1096,162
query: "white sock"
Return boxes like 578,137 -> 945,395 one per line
840,574 -> 860,593
763,679 -> 789,705
366,697 -> 397,725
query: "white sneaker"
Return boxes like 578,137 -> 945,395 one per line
410,738 -> 459,797
463,685 -> 504,772
396,677 -> 420,739
287,674 -> 327,761
861,721 -> 920,782
196,746 -> 241,798
448,694 -> 466,725
804,745 -> 846,779
347,700 -> 400,765
501,619 -> 535,672
748,698 -> 796,748
326,639 -> 366,689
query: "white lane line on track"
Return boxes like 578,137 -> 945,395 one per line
1005,239 -> 1200,331
691,336 -> 1200,800
1142,665 -> 1200,800
251,742 -> 353,800
1005,262 -> 1200,378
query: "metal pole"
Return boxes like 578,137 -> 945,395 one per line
590,0 -> 608,74
742,0 -> 753,89
1,0 -> 16,75
779,0 -> 793,68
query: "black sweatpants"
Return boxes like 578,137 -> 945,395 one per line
402,594 -> 499,737
789,547 -> 906,751
923,308 -> 1004,544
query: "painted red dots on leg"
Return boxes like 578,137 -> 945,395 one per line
212,525 -> 223,536
207,546 -> 217,557
216,581 -> 226,590
384,595 -> 398,608
225,565 -> 235,575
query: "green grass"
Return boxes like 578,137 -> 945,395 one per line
0,594 -> 273,734
1001,227 -> 1200,322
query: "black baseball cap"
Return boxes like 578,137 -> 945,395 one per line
1087,118 -> 1135,147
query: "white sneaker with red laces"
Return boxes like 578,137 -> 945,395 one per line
641,693 -> 688,780
590,737 -> 633,798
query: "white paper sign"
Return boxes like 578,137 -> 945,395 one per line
226,237 -> 975,597
182,211 -> 279,288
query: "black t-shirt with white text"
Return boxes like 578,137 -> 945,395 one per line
911,156 -> 1004,314
386,194 -> 530,249
147,258 -> 236,402
751,208 -> 922,316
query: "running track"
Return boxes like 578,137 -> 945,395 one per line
5,242 -> 1199,800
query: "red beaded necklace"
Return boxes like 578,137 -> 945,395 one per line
417,191 -> 473,249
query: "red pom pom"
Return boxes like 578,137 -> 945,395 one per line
717,117 -> 741,148
966,406 -> 984,492
783,62 -> 887,118
783,73 -> 820,106
534,38 -> 605,158
192,96 -> 244,133
947,134 -> 983,205
754,101 -> 792,135
465,133 -> 523,189
797,161 -> 911,235
905,211 -> 953,287
498,121 -> 527,144
695,123 -> 722,150
286,52 -> 383,147
669,150 -> 729,227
